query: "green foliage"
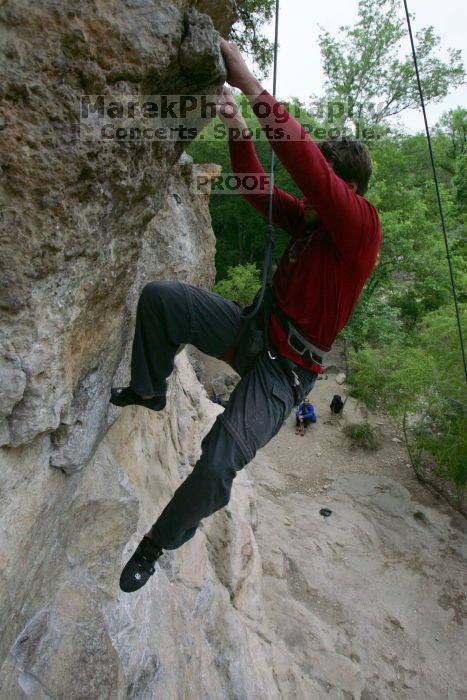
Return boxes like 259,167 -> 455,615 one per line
230,0 -> 276,76
415,310 -> 467,491
340,127 -> 467,347
214,263 -> 261,306
435,108 -> 467,165
416,413 -> 467,488
344,422 -> 381,451
349,344 -> 436,414
340,287 -> 405,350
454,152 -> 467,209
318,0 -> 465,128
349,305 -> 467,493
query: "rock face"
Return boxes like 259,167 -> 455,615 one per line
0,356 -> 284,699
0,2 -> 323,697
0,1 -> 295,697
4,3 -> 464,699
0,0 -> 227,464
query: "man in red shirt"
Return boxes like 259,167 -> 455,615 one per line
113,40 -> 382,592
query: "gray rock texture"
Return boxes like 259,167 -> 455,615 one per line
0,1 -> 295,696
0,0 -> 227,463
0,2 -> 320,697
0,357 -> 287,699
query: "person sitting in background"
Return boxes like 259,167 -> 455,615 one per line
295,398 -> 317,435
330,394 -> 344,414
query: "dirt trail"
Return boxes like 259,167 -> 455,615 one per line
197,352 -> 467,698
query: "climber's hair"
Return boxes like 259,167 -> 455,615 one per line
317,138 -> 372,196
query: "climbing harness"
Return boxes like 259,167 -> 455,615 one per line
263,286 -> 325,367
403,0 -> 467,382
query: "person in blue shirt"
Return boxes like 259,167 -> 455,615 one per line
295,398 -> 317,435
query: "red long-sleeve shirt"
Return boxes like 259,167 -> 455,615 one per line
228,90 -> 382,369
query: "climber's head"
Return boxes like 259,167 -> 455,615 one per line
317,138 -> 372,196
303,138 -> 372,224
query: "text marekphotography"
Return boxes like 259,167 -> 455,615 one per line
79,95 -> 381,142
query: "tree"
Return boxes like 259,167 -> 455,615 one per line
230,0 -> 276,76
349,304 -> 467,507
436,107 -> 467,159
214,263 -> 261,305
454,152 -> 467,209
318,0 -> 465,129
433,108 -> 467,174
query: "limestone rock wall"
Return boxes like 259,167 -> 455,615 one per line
0,353 -> 286,699
0,0 -> 227,466
0,1 -> 297,697
4,5 -> 462,698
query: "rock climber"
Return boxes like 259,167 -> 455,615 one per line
111,39 -> 382,592
295,398 -> 317,435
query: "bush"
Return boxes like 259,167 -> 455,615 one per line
214,263 -> 261,307
348,305 -> 467,504
344,422 -> 381,451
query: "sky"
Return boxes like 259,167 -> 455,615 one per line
254,0 -> 466,133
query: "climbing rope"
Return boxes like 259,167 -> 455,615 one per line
241,0 -> 280,320
402,0 -> 467,382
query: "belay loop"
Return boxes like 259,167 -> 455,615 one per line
241,0 -> 280,321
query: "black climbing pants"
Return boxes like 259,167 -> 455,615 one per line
130,281 -> 317,550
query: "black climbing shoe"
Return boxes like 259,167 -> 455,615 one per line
110,386 -> 166,412
120,537 -> 163,593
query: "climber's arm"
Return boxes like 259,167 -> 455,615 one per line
228,135 -> 304,234
217,89 -> 303,234
220,39 -> 378,260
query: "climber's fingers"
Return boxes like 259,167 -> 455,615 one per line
220,38 -> 253,90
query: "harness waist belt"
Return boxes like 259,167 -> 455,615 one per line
260,285 -> 328,369
285,319 -> 326,367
